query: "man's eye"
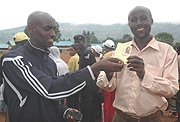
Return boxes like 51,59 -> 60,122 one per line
130,18 -> 137,23
140,16 -> 148,21
44,27 -> 51,31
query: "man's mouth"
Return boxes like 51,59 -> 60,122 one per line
137,28 -> 144,31
49,39 -> 54,42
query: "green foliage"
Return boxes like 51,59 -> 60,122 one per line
155,32 -> 174,46
54,22 -> 61,41
0,23 -> 180,44
68,38 -> 71,41
82,30 -> 100,44
174,42 -> 180,49
102,34 -> 132,47
103,37 -> 115,43
120,34 -> 132,43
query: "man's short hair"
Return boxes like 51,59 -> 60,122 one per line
73,34 -> 85,42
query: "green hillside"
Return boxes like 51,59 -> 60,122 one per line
0,23 -> 179,43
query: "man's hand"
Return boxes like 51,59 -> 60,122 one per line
127,55 -> 145,79
66,109 -> 81,122
91,57 -> 124,76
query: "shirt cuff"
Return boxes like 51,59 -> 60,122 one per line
87,65 -> 95,80
141,70 -> 153,89
63,108 -> 71,120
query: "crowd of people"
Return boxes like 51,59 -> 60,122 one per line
0,5 -> 179,122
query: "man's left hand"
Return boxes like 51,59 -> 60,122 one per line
66,109 -> 80,122
127,55 -> 145,79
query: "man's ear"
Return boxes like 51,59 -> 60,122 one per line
151,18 -> 154,25
28,24 -> 34,33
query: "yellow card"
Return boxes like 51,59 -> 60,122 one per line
114,43 -> 132,64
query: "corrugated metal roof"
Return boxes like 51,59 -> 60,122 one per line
0,44 -> 8,48
8,40 -> 15,46
53,41 -> 73,46
91,43 -> 104,47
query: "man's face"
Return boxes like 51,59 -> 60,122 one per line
74,40 -> 85,50
128,7 -> 153,39
30,16 -> 56,48
68,46 -> 77,56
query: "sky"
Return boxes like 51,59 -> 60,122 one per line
1,0 -> 180,30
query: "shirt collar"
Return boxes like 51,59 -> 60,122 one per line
131,36 -> 160,51
26,40 -> 50,59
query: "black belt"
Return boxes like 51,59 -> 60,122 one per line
115,109 -> 161,122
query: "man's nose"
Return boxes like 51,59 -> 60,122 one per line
137,19 -> 142,25
50,30 -> 56,37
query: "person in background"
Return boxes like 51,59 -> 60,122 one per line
91,45 -> 103,62
67,44 -> 79,72
97,6 -> 179,122
91,45 -> 104,122
3,32 -> 29,122
168,91 -> 178,117
102,39 -> 115,59
0,84 -> 4,117
11,32 -> 29,50
168,46 -> 179,118
101,39 -> 116,122
74,34 -> 98,122
49,46 -> 69,76
175,45 -> 180,122
0,11 -> 124,122
66,44 -> 79,109
49,46 -> 69,105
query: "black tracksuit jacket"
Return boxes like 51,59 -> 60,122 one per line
1,42 -> 93,122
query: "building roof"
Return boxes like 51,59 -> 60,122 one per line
91,43 -> 104,47
7,40 -> 15,46
53,41 -> 73,46
0,44 -> 9,48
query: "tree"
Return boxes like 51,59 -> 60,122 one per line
120,34 -> 132,43
82,30 -> 100,44
68,38 -> 71,41
155,32 -> 174,46
174,42 -> 180,49
90,31 -> 101,43
102,37 -> 115,43
54,22 -> 61,41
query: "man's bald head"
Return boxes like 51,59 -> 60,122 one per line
27,11 -> 55,26
128,6 -> 152,21
27,11 -> 56,49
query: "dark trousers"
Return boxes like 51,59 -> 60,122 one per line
80,101 -> 96,122
79,81 -> 101,122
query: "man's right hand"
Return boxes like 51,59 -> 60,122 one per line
91,57 -> 124,76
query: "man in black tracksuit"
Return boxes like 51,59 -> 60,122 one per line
1,11 -> 124,122
74,34 -> 98,122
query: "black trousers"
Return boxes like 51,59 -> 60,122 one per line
79,81 -> 102,122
